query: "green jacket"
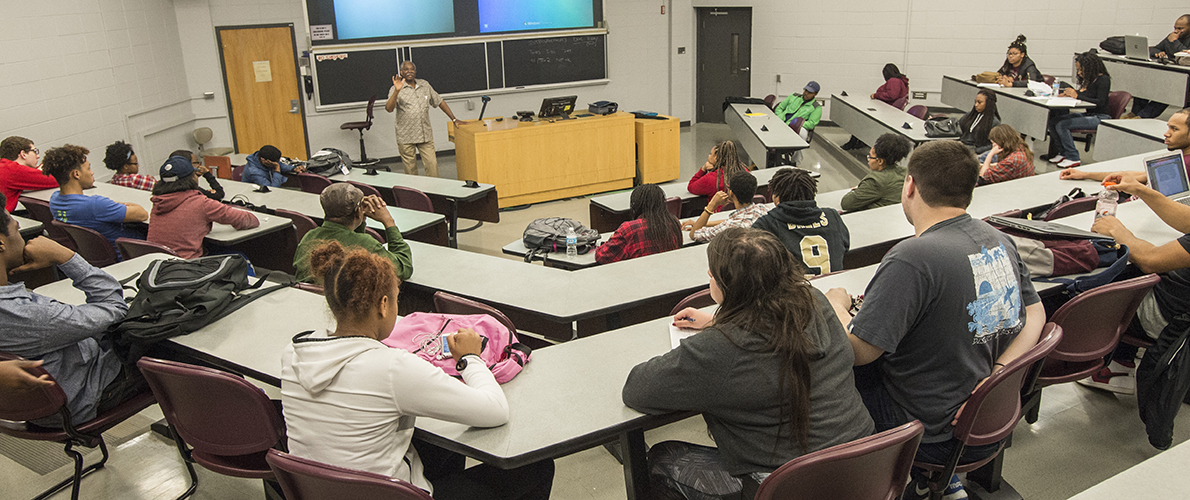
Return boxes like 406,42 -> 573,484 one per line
294,220 -> 414,283
840,165 -> 906,212
773,95 -> 822,130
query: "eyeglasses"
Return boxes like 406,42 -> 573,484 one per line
866,155 -> 878,160
26,147 -> 39,156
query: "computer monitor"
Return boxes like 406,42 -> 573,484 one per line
539,95 -> 578,119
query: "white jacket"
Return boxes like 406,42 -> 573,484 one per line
280,330 -> 509,492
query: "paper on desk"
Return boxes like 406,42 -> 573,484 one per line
977,83 -> 1002,88
670,324 -> 699,350
745,113 -> 767,117
1047,97 -> 1080,107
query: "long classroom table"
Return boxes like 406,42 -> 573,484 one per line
829,93 -> 935,147
724,102 -> 808,168
940,75 -> 1094,142
1096,119 -> 1168,162
1066,439 -> 1190,499
1096,54 -> 1190,107
13,215 -> 43,238
332,169 -> 499,248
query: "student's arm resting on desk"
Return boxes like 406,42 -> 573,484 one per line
621,329 -> 731,414
1093,216 -> 1190,273
595,223 -> 632,264
390,351 -> 508,428
201,198 -> 260,230
840,176 -> 883,212
1059,168 -> 1144,183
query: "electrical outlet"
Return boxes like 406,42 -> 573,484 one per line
677,47 -> 685,54
912,91 -> 927,100
817,100 -> 825,106
776,74 -> 782,83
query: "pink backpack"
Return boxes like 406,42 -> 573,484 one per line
382,312 -> 532,383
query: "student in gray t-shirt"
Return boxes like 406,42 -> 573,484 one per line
823,141 -> 1045,499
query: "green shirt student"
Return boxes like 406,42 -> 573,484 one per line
773,81 -> 823,131
293,183 -> 413,283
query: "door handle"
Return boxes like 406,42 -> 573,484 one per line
740,67 -> 750,72
289,99 -> 300,114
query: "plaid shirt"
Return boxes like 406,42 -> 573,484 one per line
595,218 -> 681,264
110,173 -> 157,191
389,79 -> 443,145
691,203 -> 771,242
981,149 -> 1034,184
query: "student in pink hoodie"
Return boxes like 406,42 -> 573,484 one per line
147,156 -> 258,259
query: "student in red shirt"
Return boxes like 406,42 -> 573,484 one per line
688,141 -> 749,198
0,136 -> 59,212
104,140 -> 157,191
978,124 -> 1035,184
595,184 -> 682,264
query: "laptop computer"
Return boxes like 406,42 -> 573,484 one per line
986,216 -> 1108,240
1124,35 -> 1150,61
1144,151 -> 1190,205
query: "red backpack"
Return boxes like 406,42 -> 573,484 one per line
382,313 -> 532,383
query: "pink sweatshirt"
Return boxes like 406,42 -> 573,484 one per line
148,190 -> 259,259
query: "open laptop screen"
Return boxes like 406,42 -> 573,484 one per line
1146,154 -> 1190,198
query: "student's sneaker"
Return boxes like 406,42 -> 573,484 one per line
902,477 -> 932,500
1047,154 -> 1066,164
942,474 -> 969,500
1057,159 -> 1081,168
1077,360 -> 1137,394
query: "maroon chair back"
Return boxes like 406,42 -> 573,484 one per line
1041,197 -> 1098,221
115,237 -> 179,259
1106,91 -> 1132,119
20,196 -> 76,249
433,291 -> 518,334
755,421 -> 924,500
957,324 -> 1061,446
391,185 -> 435,212
136,358 -> 285,472
669,289 -> 715,316
364,227 -> 385,244
990,209 -> 1024,219
788,117 -> 805,134
764,94 -> 777,110
1042,75 -> 1056,86
297,173 -> 333,195
0,352 -> 68,422
665,196 -> 681,218
347,181 -> 384,200
891,96 -> 908,110
752,194 -> 767,205
232,165 -> 245,182
53,220 -> 118,267
295,283 -> 326,295
267,450 -> 434,500
906,105 -> 929,120
275,208 -> 319,243
1040,274 -> 1160,385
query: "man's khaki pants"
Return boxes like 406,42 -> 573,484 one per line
399,141 -> 438,177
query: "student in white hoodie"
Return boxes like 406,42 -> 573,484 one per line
280,240 -> 554,499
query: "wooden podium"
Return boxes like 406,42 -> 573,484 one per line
450,112 -> 635,208
634,115 -> 680,185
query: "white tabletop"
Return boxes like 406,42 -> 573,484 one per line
942,76 -> 1096,110
1060,198 -> 1184,247
13,215 -> 42,237
501,222 -> 714,270
726,103 -> 808,149
335,169 -> 496,202
1100,119 -> 1168,140
219,180 -> 445,235
830,93 -> 935,144
1067,439 -> 1190,499
22,184 -> 292,245
1099,53 -> 1190,73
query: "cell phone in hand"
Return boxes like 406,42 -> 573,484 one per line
439,333 -> 452,359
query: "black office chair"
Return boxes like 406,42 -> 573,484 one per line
340,95 -> 383,169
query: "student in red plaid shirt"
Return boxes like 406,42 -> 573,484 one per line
978,124 -> 1035,185
595,184 -> 682,264
104,141 -> 157,191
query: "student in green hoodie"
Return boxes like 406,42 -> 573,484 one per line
841,133 -> 913,212
293,182 -> 412,283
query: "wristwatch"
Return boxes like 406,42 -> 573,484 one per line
456,354 -> 479,372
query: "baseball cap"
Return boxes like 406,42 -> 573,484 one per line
159,156 -> 196,182
320,182 -> 364,219
804,81 -> 821,93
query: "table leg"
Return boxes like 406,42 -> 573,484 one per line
448,200 -> 459,248
620,429 -> 649,500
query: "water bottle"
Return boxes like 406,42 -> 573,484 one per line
1095,182 -> 1118,219
566,226 -> 577,258
1051,82 -> 1061,98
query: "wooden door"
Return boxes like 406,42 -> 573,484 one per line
696,8 -> 752,123
218,24 -> 309,158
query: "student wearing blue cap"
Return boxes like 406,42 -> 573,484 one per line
773,81 -> 822,140
147,155 -> 259,259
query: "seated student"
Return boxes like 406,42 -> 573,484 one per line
282,240 -> 553,500
773,81 -> 822,137
959,90 -> 1000,155
824,141 -> 1045,500
688,140 -> 749,198
104,140 -> 156,191
622,228 -> 874,500
147,156 -> 259,259
0,136 -> 59,212
242,145 -> 304,187
841,133 -> 912,212
995,35 -> 1044,87
169,150 -> 224,200
751,168 -> 849,276
293,183 -> 412,283
842,64 -> 909,150
44,145 -> 148,246
596,184 -> 682,264
681,172 -> 770,243
1045,51 -> 1112,168
0,359 -> 54,392
978,124 -> 1035,184
0,195 -> 144,425
1062,107 -> 1190,183
1130,15 -> 1190,119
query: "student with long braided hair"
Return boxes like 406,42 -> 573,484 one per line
623,228 -> 873,500
596,183 -> 682,264
281,240 -> 553,500
1045,51 -> 1111,168
751,168 -> 849,276
688,140 -> 749,198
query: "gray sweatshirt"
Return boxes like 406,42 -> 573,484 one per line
622,290 -> 874,475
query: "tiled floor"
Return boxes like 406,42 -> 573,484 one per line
7,122 -> 1188,499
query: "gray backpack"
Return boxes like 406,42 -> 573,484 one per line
522,217 -> 601,261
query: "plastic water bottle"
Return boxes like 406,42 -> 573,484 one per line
566,227 -> 577,258
1095,182 -> 1118,219
1051,82 -> 1061,98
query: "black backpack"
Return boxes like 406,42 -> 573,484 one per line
522,217 -> 601,262
1099,36 -> 1126,55
108,255 -> 293,361
303,148 -> 353,176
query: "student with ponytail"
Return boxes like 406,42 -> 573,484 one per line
595,183 -> 682,264
688,140 -> 750,198
996,35 -> 1043,87
623,228 -> 873,500
281,240 -> 553,500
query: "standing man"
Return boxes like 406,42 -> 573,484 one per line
385,61 -> 463,177
0,136 -> 59,212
